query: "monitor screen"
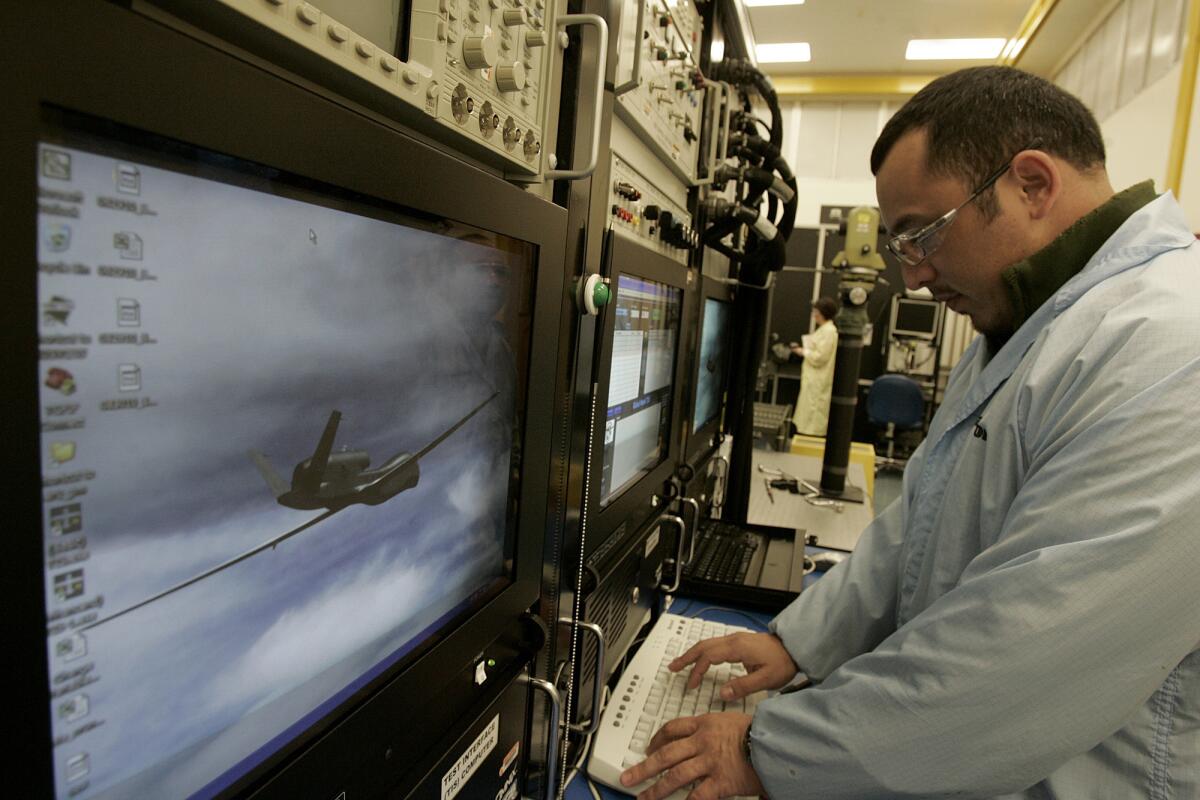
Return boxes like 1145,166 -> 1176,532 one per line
692,297 -> 732,432
598,274 -> 682,508
37,117 -> 533,799
307,0 -> 403,54
893,298 -> 939,338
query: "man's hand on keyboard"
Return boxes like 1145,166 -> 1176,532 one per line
619,711 -> 763,800
670,632 -> 798,700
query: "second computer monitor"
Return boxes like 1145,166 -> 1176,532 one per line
890,295 -> 942,340
686,278 -> 734,461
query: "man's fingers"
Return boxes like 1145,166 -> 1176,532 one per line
635,757 -> 707,800
686,656 -> 713,690
621,728 -> 698,788
646,715 -> 698,755
669,638 -> 719,672
685,776 -> 724,800
670,635 -> 738,674
718,671 -> 770,701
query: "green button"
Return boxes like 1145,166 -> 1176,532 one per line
592,283 -> 612,307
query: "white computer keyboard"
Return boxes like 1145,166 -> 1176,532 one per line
587,613 -> 768,797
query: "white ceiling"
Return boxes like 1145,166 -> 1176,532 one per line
747,0 -> 1093,78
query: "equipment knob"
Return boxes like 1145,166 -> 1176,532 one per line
659,211 -> 674,239
503,7 -> 528,25
462,33 -> 500,69
496,61 -> 527,92
524,29 -> 547,48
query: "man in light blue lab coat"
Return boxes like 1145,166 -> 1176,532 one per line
620,66 -> 1200,799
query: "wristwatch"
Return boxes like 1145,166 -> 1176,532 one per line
742,726 -> 753,764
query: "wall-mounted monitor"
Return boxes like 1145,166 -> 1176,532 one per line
9,5 -> 569,796
889,296 -> 943,341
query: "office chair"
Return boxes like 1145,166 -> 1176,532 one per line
866,373 -> 926,473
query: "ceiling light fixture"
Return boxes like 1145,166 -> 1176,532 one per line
756,42 -> 812,63
745,0 -> 805,7
905,38 -> 1007,61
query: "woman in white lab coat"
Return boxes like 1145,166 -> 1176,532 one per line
789,296 -> 838,436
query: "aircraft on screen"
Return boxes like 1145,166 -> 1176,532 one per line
83,393 -> 497,630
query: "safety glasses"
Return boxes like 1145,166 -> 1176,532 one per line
885,141 -> 1041,267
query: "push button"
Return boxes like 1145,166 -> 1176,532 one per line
296,3 -> 320,26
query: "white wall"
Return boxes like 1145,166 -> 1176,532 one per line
1101,62 -> 1181,194
779,100 -> 891,227
1053,0 -> 1199,228
1090,57 -> 1200,232
1180,66 -> 1200,227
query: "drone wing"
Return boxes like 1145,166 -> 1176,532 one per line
294,410 -> 342,495
413,392 -> 498,462
83,508 -> 340,630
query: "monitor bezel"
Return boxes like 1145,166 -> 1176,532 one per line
889,295 -> 943,341
586,232 -> 694,549
5,3 -> 568,797
684,276 -> 736,465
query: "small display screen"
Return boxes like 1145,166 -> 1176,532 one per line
893,299 -> 939,337
308,0 -> 404,55
599,274 -> 682,507
36,114 -> 533,799
692,298 -> 731,431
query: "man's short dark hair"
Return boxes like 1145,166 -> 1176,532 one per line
870,66 -> 1106,218
814,296 -> 838,321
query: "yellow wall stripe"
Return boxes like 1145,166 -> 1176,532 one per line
772,74 -> 938,98
1167,0 -> 1200,197
999,0 -> 1061,67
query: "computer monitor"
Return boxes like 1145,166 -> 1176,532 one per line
890,296 -> 943,341
685,278 -> 734,461
10,5 -> 569,797
598,273 -> 684,509
564,233 -> 689,734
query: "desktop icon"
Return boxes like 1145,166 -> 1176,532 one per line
43,295 -> 74,326
113,231 -> 143,261
49,441 -> 76,465
41,148 -> 72,181
48,503 -> 84,536
53,569 -> 85,602
45,367 -> 77,396
115,163 -> 141,195
42,222 -> 72,253
118,363 -> 142,392
55,632 -> 88,662
58,693 -> 91,723
117,297 -> 141,327
65,753 -> 90,783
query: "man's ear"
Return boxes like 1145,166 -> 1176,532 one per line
1009,149 -> 1060,220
